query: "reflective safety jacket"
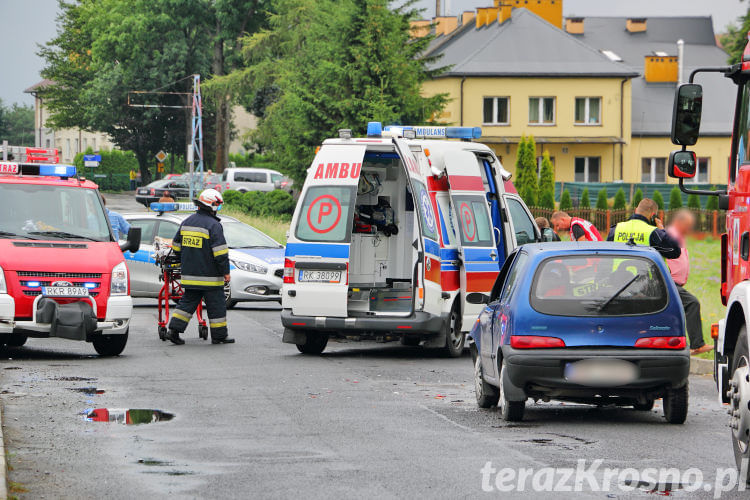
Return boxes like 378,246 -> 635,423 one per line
171,210 -> 230,289
607,215 -> 681,259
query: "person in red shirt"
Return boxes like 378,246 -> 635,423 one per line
550,211 -> 602,241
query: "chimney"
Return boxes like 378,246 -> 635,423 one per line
434,16 -> 458,36
565,17 -> 584,34
677,39 -> 685,84
626,18 -> 647,33
644,55 -> 678,83
495,0 -> 562,29
476,7 -> 499,28
461,11 -> 476,26
409,20 -> 431,38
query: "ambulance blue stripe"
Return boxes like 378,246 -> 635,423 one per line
423,238 -> 440,256
440,249 -> 459,260
465,262 -> 500,272
464,248 -> 497,261
441,265 -> 459,271
286,243 -> 349,259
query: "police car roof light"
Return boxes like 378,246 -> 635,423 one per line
367,122 -> 383,137
150,201 -> 197,213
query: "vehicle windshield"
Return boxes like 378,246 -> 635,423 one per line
530,255 -> 668,316
0,183 -> 111,242
222,221 -> 281,248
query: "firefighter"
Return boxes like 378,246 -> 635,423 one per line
166,189 -> 234,345
550,211 -> 602,241
606,198 -> 681,259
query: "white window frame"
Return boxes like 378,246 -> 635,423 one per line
482,96 -> 510,126
690,157 -> 710,184
574,156 -> 600,183
641,157 -> 667,183
536,155 -> 555,179
574,97 -> 602,126
529,97 -> 556,125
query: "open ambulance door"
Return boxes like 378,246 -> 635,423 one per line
443,150 -> 500,329
285,144 -> 366,318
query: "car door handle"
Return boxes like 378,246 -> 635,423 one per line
490,251 -> 497,261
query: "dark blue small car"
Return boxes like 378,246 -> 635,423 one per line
468,242 -> 690,423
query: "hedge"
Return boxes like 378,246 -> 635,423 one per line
223,189 -> 295,218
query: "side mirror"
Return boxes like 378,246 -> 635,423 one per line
668,150 -> 697,179
466,292 -> 490,305
120,227 -> 141,253
671,83 -> 703,146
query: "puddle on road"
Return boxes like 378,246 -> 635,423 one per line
138,459 -> 175,466
52,376 -> 97,382
621,479 -> 686,495
137,458 -> 194,476
84,408 -> 175,424
3,367 -> 21,370
69,387 -> 105,395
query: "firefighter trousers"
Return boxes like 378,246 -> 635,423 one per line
168,288 -> 228,340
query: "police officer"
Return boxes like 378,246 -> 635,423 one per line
606,198 -> 681,259
166,189 -> 235,345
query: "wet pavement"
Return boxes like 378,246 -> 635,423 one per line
0,298 -> 745,499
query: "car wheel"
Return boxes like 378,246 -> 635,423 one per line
6,334 -> 28,347
729,326 -> 750,482
443,305 -> 465,358
400,336 -> 421,347
92,330 -> 128,357
663,383 -> 689,424
475,356 -> 500,408
296,333 -> 328,355
633,399 -> 655,411
226,299 -> 238,309
225,286 -> 237,309
499,363 -> 525,421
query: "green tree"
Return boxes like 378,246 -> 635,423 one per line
613,188 -> 627,210
516,135 -> 538,206
596,188 -> 608,210
653,190 -> 665,210
669,186 -> 683,209
687,193 -> 702,209
632,188 -> 643,210
537,151 -> 555,209
0,99 -> 34,146
706,188 -> 719,210
560,189 -> 572,211
722,1 -> 750,64
580,187 -> 590,208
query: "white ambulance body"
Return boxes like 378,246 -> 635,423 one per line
281,123 -> 539,356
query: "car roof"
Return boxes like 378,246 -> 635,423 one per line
228,167 -> 281,174
122,212 -> 240,224
518,242 -> 665,260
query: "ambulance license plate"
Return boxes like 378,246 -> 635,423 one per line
42,286 -> 90,297
298,270 -> 342,283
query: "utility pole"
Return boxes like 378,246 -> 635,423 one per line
436,0 -> 441,16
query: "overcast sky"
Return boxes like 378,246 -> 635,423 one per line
2,0 -> 748,106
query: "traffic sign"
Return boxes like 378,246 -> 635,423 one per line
83,154 -> 101,167
155,150 -> 167,162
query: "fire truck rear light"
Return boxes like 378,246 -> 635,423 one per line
283,259 -> 295,283
510,336 -> 565,349
634,336 -> 686,349
711,323 -> 719,340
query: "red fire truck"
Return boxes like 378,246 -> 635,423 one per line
668,35 -> 750,480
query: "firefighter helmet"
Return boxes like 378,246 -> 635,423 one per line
196,188 -> 224,212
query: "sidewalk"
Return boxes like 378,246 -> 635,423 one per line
0,402 -> 6,500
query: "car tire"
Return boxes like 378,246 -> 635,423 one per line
729,326 -> 750,483
226,299 -> 238,309
633,399 -> 655,411
663,383 -> 689,424
443,305 -> 465,358
475,356 -> 500,408
92,330 -> 128,357
6,334 -> 28,347
499,363 -> 525,421
296,333 -> 328,355
400,336 -> 421,347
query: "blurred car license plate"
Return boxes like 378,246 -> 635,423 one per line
564,359 -> 638,386
42,286 -> 89,297
298,270 -> 341,283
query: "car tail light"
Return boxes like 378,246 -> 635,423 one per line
711,323 -> 719,340
634,336 -> 686,349
226,182 -> 230,189
283,258 -> 295,284
510,335 -> 565,349
150,188 -> 155,195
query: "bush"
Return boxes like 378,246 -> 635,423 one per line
537,151 -> 555,209
539,191 -> 555,210
223,189 -> 295,218
687,193 -> 701,209
560,189 -> 572,211
632,188 -> 643,209
580,187 -> 590,208
74,149 -> 140,191
613,188 -> 627,210
596,188 -> 608,210
706,188 -> 719,210
669,186 -> 683,210
653,190 -> 664,210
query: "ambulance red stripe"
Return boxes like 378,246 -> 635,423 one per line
449,175 -> 484,191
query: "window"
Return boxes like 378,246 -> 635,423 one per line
66,139 -> 71,159
529,97 -> 555,125
156,221 -> 180,240
270,173 -> 283,184
127,219 -> 158,243
234,171 -> 267,183
413,180 -> 439,242
92,138 -> 96,150
83,138 -> 88,150
483,97 -> 509,125
74,138 -> 79,154
295,186 -> 355,243
574,157 -> 600,182
45,139 -> 51,148
505,196 -> 536,245
575,97 -> 601,125
536,156 -> 555,178
690,158 -> 710,184
452,194 -> 493,247
501,252 -> 529,302
641,158 -> 667,183
530,255 -> 668,317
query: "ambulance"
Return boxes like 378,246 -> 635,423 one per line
0,162 -> 141,356
281,123 -> 540,356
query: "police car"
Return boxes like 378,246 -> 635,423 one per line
122,208 -> 284,307
281,123 -> 539,356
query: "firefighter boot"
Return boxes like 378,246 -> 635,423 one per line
166,329 -> 185,345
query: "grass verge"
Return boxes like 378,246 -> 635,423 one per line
683,237 -> 722,359
221,207 -> 291,244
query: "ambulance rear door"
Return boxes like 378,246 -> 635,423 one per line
443,150 -> 500,328
285,144 -> 365,318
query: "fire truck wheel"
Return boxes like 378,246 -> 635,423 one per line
6,334 -> 28,347
730,326 -> 750,482
475,356 -> 499,408
443,305 -> 465,358
663,383 -> 689,424
296,332 -> 328,355
92,330 -> 129,357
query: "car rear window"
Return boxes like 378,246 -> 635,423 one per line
295,186 -> 355,243
530,255 -> 668,316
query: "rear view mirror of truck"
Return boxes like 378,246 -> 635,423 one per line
120,227 -> 141,253
671,83 -> 703,146
668,150 -> 697,179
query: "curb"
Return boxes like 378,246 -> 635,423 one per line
0,402 -> 6,500
690,356 -> 713,376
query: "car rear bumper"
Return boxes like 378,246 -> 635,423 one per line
502,347 -> 690,393
281,308 -> 445,339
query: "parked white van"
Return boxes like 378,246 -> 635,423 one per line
222,167 -> 284,193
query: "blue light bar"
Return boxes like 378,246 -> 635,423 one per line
25,281 -> 41,288
39,164 -> 77,177
367,121 -> 383,137
150,202 -> 179,212
84,282 -> 98,289
383,125 -> 482,140
445,127 -> 482,140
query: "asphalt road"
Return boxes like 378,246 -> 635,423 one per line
0,193 -> 746,499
